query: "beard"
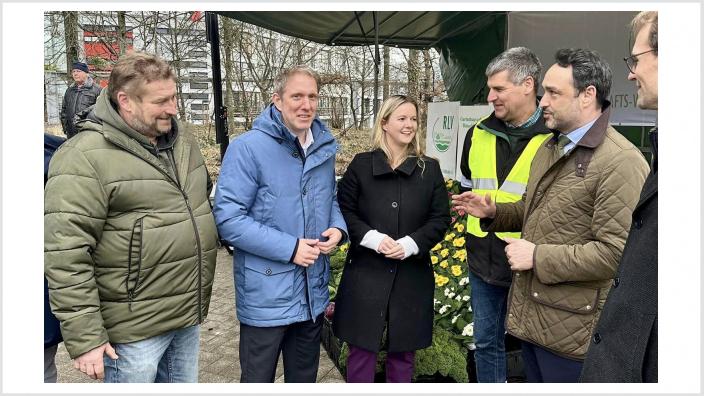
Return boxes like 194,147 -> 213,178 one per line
128,112 -> 172,140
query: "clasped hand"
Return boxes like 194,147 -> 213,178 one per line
293,228 -> 342,267
378,236 -> 405,260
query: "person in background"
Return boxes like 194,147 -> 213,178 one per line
452,48 -> 649,382
580,11 -> 658,382
333,95 -> 450,383
457,47 -> 551,383
44,132 -> 65,383
214,65 -> 348,383
60,61 -> 101,139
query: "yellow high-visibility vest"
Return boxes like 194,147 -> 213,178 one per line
466,118 -> 551,239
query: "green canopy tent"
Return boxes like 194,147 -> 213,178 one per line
205,11 -> 508,158
206,11 -> 653,161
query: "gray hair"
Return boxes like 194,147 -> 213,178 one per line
554,48 -> 612,107
485,47 -> 542,94
273,65 -> 321,96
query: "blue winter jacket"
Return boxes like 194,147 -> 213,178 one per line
44,133 -> 65,348
214,104 -> 347,327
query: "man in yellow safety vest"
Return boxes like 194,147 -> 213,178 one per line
457,47 -> 551,383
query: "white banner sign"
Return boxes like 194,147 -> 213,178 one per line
426,102 -> 461,179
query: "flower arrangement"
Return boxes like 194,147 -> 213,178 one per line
430,178 -> 474,346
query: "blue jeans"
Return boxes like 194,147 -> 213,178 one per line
103,325 -> 200,383
468,272 -> 509,383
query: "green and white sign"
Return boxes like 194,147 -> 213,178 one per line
426,102 -> 460,179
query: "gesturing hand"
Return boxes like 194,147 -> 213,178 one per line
293,238 -> 320,267
450,191 -> 496,219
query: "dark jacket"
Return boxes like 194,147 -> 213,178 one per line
459,110 -> 550,287
333,150 -> 450,352
580,128 -> 658,382
44,133 -> 65,349
60,76 -> 101,139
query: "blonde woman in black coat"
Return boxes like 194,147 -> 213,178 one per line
333,95 -> 450,382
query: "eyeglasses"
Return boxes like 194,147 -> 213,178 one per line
623,49 -> 656,73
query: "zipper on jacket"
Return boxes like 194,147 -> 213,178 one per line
111,139 -> 204,322
126,217 -> 145,312
291,140 -> 315,321
167,149 -> 203,323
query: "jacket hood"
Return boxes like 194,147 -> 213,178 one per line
85,89 -> 179,151
251,103 -> 334,148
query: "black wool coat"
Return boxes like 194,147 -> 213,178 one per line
332,150 -> 450,353
581,130 -> 658,382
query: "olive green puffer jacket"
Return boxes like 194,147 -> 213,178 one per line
44,89 -> 218,358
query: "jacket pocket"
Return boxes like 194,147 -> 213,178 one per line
125,216 -> 146,306
242,256 -> 295,308
528,276 -> 600,315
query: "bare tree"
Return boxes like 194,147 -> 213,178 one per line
407,49 -> 420,104
63,11 -> 80,79
383,46 -> 391,101
221,17 -> 237,136
156,11 -> 209,121
117,11 -> 127,56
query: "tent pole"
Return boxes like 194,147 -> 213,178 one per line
206,11 -> 229,161
373,11 -> 380,122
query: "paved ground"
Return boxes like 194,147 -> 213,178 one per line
54,248 -> 345,383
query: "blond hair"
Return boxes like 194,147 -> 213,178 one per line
273,65 -> 321,96
371,95 -> 425,170
630,11 -> 658,54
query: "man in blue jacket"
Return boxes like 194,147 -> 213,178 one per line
214,65 -> 348,383
44,133 -> 66,382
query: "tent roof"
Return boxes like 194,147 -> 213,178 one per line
215,11 -> 505,49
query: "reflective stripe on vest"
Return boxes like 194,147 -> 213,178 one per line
466,120 -> 551,239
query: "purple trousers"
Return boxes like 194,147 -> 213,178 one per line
346,345 -> 415,383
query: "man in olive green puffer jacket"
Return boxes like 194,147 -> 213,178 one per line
44,52 -> 218,383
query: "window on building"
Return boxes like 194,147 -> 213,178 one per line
191,113 -> 210,120
187,93 -> 209,100
191,103 -> 209,111
190,82 -> 209,90
190,71 -> 208,80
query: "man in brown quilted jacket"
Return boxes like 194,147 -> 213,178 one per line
452,48 -> 649,382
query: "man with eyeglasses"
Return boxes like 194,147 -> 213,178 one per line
580,11 -> 658,383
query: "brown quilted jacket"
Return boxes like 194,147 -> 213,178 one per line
485,106 -> 649,360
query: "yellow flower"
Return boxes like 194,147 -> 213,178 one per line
454,223 -> 465,233
440,249 -> 449,258
451,265 -> 463,276
453,237 -> 465,248
431,243 -> 442,252
444,232 -> 456,242
440,260 -> 449,268
452,249 -> 467,262
435,275 -> 449,287
431,256 -> 439,265
339,243 -> 349,253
